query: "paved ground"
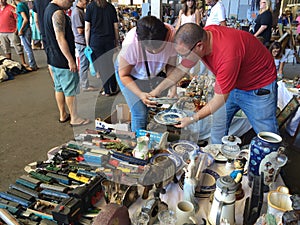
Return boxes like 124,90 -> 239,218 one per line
0,48 -> 299,194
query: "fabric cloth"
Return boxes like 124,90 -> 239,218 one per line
254,10 -> 272,44
75,43 -> 89,89
31,10 -> 41,40
119,24 -> 177,80
225,80 -> 278,135
16,2 -> 30,33
44,3 -> 76,69
0,32 -> 23,55
116,23 -> 177,132
205,1 -> 226,26
85,1 -> 118,58
274,55 -> 287,73
32,0 -> 51,48
202,25 -> 277,94
71,6 -> 85,45
0,4 -> 17,33
85,1 -> 118,95
51,65 -> 79,96
20,28 -> 37,68
180,13 -> 196,25
296,15 -> 300,35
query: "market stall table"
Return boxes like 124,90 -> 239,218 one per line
277,80 -> 300,137
128,158 -> 285,225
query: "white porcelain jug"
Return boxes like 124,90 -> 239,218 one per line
208,176 -> 238,225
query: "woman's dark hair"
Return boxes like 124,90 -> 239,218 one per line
181,0 -> 196,16
269,41 -> 283,58
95,0 -> 107,8
136,16 -> 168,49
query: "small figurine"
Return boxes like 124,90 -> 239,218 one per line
183,151 -> 198,211
230,156 -> 247,200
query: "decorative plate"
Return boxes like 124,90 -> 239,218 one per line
169,140 -> 199,156
154,109 -> 187,125
150,153 -> 183,172
149,97 -> 179,105
179,168 -> 220,195
201,144 -> 227,162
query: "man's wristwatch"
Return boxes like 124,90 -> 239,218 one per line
190,116 -> 195,122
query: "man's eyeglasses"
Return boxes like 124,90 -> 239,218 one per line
179,41 -> 200,58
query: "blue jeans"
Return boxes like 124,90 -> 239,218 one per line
116,71 -> 149,132
75,43 -> 89,89
20,29 -> 37,68
225,80 -> 279,135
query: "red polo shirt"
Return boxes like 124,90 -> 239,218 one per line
0,4 -> 17,33
201,25 -> 277,94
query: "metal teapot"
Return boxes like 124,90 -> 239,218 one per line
208,176 -> 238,225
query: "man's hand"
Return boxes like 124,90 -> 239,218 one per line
68,60 -> 77,72
139,92 -> 157,108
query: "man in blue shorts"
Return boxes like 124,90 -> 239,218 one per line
44,0 -> 90,126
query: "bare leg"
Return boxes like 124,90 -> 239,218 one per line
48,65 -> 54,81
55,91 -> 68,121
5,53 -> 11,60
65,95 -> 86,124
19,53 -> 27,66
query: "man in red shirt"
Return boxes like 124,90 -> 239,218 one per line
151,23 -> 278,136
0,0 -> 27,66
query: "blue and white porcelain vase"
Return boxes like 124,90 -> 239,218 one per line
248,131 -> 282,184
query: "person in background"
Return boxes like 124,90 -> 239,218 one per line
151,23 -> 279,137
269,41 -> 287,79
175,0 -> 201,30
0,0 -> 27,67
71,0 -> 98,92
116,16 -> 177,132
30,8 -> 42,49
14,0 -> 38,71
296,11 -> 300,44
85,0 -> 120,96
254,0 -> 273,47
204,0 -> 227,144
205,0 -> 227,26
44,0 -> 90,126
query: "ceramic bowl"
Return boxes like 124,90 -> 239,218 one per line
267,188 -> 293,217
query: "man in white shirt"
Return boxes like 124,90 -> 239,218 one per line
205,0 -> 227,26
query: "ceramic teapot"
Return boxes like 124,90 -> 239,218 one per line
132,136 -> 149,160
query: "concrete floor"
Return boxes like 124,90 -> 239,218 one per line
0,48 -> 299,194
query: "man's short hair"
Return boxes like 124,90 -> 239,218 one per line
175,23 -> 206,48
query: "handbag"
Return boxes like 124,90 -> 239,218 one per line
84,46 -> 96,76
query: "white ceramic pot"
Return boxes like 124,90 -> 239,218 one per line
267,186 -> 293,219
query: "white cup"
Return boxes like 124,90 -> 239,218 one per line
175,200 -> 197,225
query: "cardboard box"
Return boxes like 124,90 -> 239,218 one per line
95,104 -> 131,132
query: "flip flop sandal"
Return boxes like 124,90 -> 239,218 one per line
59,114 -> 71,123
70,119 -> 90,127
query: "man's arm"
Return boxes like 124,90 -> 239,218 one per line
150,63 -> 189,97
18,11 -> 29,36
52,10 -> 77,72
118,56 -> 156,107
175,92 -> 229,128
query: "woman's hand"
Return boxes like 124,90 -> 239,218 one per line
139,92 -> 157,107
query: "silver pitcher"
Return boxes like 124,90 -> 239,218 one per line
208,176 -> 238,225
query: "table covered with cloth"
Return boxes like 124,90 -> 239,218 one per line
277,80 -> 300,136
